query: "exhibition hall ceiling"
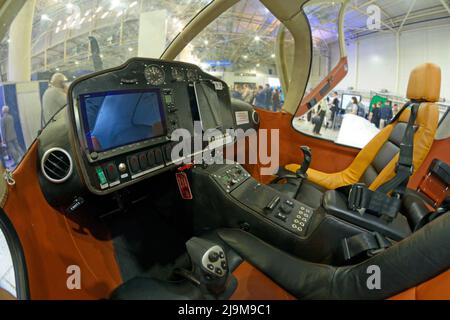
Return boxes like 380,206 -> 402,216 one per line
0,0 -> 449,77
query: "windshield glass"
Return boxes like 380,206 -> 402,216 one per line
1,0 -> 212,80
0,0 -> 212,171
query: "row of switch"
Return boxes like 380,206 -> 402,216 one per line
128,148 -> 165,174
95,146 -> 171,188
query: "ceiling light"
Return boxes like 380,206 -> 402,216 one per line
84,10 -> 91,17
79,17 -> 86,24
110,0 -> 122,10
271,54 -> 276,58
203,40 -> 209,45
254,36 -> 261,41
57,20 -> 62,26
130,1 -> 138,8
100,54 -> 104,58
96,6 -> 103,13
55,27 -> 60,33
101,11 -> 110,19
243,55 -> 248,59
75,61 -> 79,65
55,68 -> 60,71
256,63 -> 260,67
66,3 -> 74,10
116,10 -> 124,17
41,14 -> 52,22
128,47 -> 134,52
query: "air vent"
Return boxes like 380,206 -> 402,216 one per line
41,148 -> 73,184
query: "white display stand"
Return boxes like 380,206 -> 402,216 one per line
336,114 -> 380,149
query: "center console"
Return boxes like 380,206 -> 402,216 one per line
190,162 -> 413,265
211,166 -> 314,237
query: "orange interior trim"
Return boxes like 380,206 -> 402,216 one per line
3,142 -> 122,299
242,110 -> 360,184
390,269 -> 450,300
295,57 -> 349,117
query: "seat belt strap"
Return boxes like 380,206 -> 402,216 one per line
377,103 -> 420,195
347,103 -> 420,221
342,232 -> 391,261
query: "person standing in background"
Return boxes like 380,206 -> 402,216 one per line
264,84 -> 273,110
272,89 -> 281,112
242,84 -> 254,105
370,102 -> 382,128
330,91 -> 340,127
42,73 -> 68,125
392,103 -> 399,117
255,85 -> 266,109
380,100 -> 393,128
1,105 -> 24,166
330,91 -> 340,122
313,99 -> 327,135
346,96 -> 359,115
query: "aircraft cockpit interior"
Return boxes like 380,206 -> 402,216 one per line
0,0 -> 449,302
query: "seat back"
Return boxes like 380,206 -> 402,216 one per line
362,103 -> 439,190
347,63 -> 440,190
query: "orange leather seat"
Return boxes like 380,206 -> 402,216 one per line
285,63 -> 441,193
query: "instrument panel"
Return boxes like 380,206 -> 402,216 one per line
67,58 -> 239,195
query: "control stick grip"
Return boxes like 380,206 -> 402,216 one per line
297,146 -> 312,177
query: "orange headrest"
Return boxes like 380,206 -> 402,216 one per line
406,63 -> 441,102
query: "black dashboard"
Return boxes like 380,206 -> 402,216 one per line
69,58 -> 245,195
38,58 -> 259,206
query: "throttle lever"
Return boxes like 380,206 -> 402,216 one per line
296,146 -> 312,178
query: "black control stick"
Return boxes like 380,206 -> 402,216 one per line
296,146 -> 312,179
186,237 -> 229,296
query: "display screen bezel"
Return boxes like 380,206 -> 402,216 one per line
78,88 -> 168,159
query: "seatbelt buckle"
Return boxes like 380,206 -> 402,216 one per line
348,183 -> 367,212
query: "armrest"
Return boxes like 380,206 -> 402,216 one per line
323,190 -> 411,241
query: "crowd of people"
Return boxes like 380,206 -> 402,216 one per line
232,83 -> 283,112
307,92 -> 400,136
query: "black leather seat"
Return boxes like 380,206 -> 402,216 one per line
112,212 -> 450,300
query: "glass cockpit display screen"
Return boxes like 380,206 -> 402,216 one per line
79,89 -> 167,152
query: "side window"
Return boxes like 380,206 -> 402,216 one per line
0,225 -> 17,298
177,0 -> 287,113
294,2 -> 449,149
